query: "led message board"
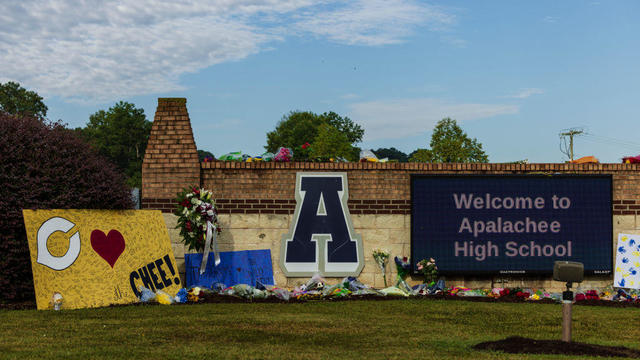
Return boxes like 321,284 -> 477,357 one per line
411,175 -> 612,275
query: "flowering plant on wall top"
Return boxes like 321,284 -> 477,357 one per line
175,186 -> 221,252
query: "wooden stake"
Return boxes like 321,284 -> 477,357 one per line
562,300 -> 572,342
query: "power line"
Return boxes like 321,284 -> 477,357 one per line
582,133 -> 640,150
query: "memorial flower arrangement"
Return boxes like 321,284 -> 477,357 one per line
274,147 -> 293,162
395,256 -> 412,293
175,186 -> 221,252
417,258 -> 438,286
372,249 -> 390,287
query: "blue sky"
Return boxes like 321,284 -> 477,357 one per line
2,1 -> 639,162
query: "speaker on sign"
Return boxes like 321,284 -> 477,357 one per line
553,261 -> 584,284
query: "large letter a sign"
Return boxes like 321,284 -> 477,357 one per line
280,173 -> 364,277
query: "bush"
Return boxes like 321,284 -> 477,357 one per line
0,112 -> 133,302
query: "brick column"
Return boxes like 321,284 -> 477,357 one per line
141,98 -> 200,212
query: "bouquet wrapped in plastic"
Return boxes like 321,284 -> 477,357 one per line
372,249 -> 390,287
395,256 -> 412,294
417,258 -> 438,286
274,147 -> 293,162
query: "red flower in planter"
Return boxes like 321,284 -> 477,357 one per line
575,293 -> 586,301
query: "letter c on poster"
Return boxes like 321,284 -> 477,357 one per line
36,217 -> 80,270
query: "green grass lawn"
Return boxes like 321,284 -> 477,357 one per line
1,299 -> 638,359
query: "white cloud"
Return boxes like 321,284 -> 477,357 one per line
0,0 -> 455,103
341,93 -> 360,100
348,98 -> 518,141
505,88 -> 544,99
294,0 -> 454,46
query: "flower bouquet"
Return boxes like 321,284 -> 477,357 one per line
394,256 -> 412,294
274,147 -> 293,162
417,258 -> 438,287
175,186 -> 222,273
372,249 -> 390,287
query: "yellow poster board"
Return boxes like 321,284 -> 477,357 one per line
23,209 -> 181,310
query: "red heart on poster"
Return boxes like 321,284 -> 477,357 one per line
90,229 -> 125,268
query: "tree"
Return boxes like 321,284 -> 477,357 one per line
411,118 -> 488,163
319,111 -> 364,144
0,112 -> 133,301
265,110 -> 364,161
0,81 -> 48,119
309,123 -> 356,161
373,147 -> 408,162
409,149 -> 435,163
77,101 -> 152,187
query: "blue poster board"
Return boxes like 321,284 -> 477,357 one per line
185,249 -> 274,288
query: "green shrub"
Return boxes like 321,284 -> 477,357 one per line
0,112 -> 133,302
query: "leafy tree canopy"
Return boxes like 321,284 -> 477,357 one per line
320,111 -> 364,144
373,147 -> 408,162
310,123 -> 356,161
77,101 -> 152,187
0,81 -> 48,119
408,149 -> 434,163
265,110 -> 364,161
410,118 -> 488,163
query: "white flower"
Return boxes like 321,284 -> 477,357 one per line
207,210 -> 214,216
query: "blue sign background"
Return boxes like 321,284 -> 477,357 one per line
185,249 -> 274,287
411,175 -> 612,274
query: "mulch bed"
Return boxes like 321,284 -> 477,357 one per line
3,294 -> 640,309
474,336 -> 640,358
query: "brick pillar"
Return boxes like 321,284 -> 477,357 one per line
141,98 -> 200,212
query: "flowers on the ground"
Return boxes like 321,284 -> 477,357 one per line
372,249 -> 390,287
175,186 -> 221,252
395,256 -> 410,280
417,258 -> 438,286
394,256 -> 412,293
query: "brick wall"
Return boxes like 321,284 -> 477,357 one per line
141,98 -> 200,201
144,160 -> 640,214
141,98 -> 640,290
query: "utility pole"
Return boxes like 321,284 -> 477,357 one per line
559,129 -> 584,161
